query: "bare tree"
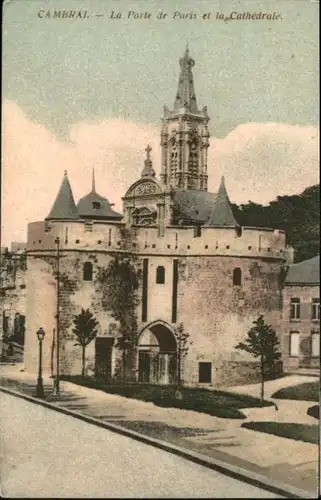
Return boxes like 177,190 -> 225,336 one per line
175,322 -> 193,389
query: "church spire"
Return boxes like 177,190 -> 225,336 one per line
174,44 -> 198,113
161,47 -> 210,191
141,145 -> 156,178
46,171 -> 80,221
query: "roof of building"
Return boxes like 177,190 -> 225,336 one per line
46,171 -> 81,221
285,255 -> 320,285
172,190 -> 217,224
77,170 -> 122,221
205,177 -> 238,227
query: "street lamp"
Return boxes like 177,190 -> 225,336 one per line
36,327 -> 45,398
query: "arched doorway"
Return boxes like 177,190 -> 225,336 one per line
138,322 -> 177,384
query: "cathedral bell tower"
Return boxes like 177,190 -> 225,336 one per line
160,45 -> 210,191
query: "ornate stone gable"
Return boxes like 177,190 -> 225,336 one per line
124,179 -> 163,199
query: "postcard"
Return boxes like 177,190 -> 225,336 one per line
1,0 -> 319,498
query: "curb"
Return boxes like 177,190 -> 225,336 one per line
0,385 -> 315,499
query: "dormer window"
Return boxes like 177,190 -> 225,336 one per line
92,201 -> 101,210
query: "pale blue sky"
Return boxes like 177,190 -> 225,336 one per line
3,0 -> 319,139
2,0 -> 319,245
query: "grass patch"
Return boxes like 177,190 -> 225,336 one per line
271,381 -> 319,402
61,375 -> 274,419
307,405 -> 319,420
114,420 -> 216,441
241,421 -> 319,444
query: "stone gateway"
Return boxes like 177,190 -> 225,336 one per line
12,48 -> 297,386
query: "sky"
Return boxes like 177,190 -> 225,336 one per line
1,0 -> 320,245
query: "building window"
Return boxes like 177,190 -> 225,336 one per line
156,266 -> 165,284
83,261 -> 93,281
311,332 -> 320,357
235,226 -> 242,237
311,299 -> 320,321
92,201 -> 101,210
142,259 -> 149,322
172,260 -> 179,323
289,332 -> 300,357
233,268 -> 242,286
194,226 -> 202,237
290,298 -> 300,320
198,362 -> 212,383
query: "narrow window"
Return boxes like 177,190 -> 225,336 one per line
235,226 -> 242,237
156,265 -> 165,284
194,226 -> 201,237
198,362 -> 212,383
289,332 -> 300,357
142,259 -> 149,322
233,268 -> 242,286
172,259 -> 179,323
83,261 -> 93,281
311,298 -> 320,321
290,298 -> 300,320
311,332 -> 320,357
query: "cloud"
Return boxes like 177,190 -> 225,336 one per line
1,100 -> 319,246
210,123 -> 319,203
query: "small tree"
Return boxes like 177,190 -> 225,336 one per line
72,308 -> 99,377
175,323 -> 193,389
235,315 -> 281,405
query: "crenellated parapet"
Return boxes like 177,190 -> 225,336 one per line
26,219 -> 292,263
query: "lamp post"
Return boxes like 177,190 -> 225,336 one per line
36,327 -> 45,398
53,237 -> 61,398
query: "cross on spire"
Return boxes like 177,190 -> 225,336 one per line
141,145 -> 155,178
145,144 -> 152,161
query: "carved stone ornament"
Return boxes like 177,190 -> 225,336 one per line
135,182 -> 157,196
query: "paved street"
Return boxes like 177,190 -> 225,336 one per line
0,392 -> 281,498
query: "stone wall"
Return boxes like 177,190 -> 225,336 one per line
176,256 -> 284,386
24,218 -> 289,386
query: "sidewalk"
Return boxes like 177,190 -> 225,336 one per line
0,365 -> 318,497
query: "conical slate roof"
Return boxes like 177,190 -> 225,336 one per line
77,169 -> 122,221
46,171 -> 80,220
205,177 -> 238,226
